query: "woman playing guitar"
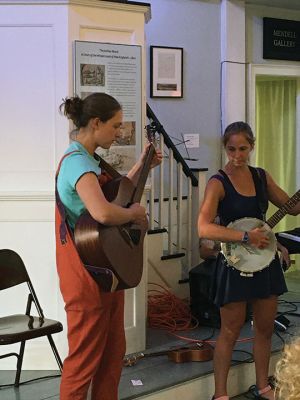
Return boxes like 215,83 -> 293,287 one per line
55,93 -> 162,400
197,121 -> 300,400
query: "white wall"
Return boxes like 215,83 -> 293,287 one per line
246,4 -> 300,65
144,0 -> 222,176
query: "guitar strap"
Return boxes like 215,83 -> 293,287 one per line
94,153 -> 122,179
249,166 -> 268,221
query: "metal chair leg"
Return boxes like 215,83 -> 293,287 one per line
47,335 -> 63,372
15,341 -> 26,387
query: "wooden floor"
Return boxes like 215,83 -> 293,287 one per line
0,288 -> 299,400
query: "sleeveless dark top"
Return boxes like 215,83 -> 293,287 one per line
210,167 -> 287,307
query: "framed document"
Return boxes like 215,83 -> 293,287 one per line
150,46 -> 183,98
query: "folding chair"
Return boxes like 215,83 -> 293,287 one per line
0,249 -> 63,387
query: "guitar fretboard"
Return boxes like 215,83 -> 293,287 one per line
267,189 -> 300,229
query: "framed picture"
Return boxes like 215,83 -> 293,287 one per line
150,46 -> 183,98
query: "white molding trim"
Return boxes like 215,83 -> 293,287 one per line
0,186 -> 150,202
0,192 -> 54,202
79,24 -> 135,34
0,0 -> 151,22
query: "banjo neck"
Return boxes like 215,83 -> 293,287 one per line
267,189 -> 300,229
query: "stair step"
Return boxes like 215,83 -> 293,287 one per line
161,252 -> 185,261
120,350 -> 281,400
147,228 -> 168,235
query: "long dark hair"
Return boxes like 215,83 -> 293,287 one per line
59,93 -> 121,128
222,121 -> 255,146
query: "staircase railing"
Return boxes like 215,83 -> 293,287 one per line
146,104 -> 207,274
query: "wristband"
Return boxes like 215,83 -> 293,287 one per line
242,231 -> 249,244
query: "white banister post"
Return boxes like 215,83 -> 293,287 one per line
191,169 -> 208,267
159,135 -> 165,228
168,149 -> 174,254
177,163 -> 183,253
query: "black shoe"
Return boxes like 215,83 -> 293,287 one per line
248,384 -> 273,399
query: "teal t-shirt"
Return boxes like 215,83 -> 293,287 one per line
57,141 -> 101,229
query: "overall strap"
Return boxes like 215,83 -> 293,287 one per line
55,151 -> 79,179
55,151 -> 80,244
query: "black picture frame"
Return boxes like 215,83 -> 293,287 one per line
150,46 -> 183,98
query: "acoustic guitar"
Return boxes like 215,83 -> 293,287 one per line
74,126 -> 156,291
221,189 -> 300,276
123,343 -> 214,366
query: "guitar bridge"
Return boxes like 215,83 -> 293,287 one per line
119,227 -> 134,248
119,226 -> 141,247
228,255 -> 240,265
240,271 -> 254,277
128,229 -> 141,245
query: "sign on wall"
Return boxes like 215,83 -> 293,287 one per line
263,17 -> 300,61
74,41 -> 142,173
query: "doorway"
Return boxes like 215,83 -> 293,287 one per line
248,64 -> 300,293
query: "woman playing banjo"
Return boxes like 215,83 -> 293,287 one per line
198,121 -> 300,400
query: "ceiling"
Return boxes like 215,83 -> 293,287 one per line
246,0 -> 300,11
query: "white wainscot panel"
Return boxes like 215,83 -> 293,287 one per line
0,197 -> 67,369
0,25 -> 56,192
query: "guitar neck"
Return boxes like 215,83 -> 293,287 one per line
124,349 -> 169,366
267,189 -> 300,229
132,144 -> 156,203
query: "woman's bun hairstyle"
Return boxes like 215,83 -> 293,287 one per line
59,93 -> 121,128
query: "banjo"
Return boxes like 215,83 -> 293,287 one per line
220,189 -> 300,276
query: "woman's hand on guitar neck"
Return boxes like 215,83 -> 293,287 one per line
141,143 -> 163,169
248,227 -> 270,249
129,203 -> 147,225
126,144 -> 162,185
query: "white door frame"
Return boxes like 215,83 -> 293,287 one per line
247,63 -> 300,176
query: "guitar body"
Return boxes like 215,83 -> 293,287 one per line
74,176 -> 148,290
123,343 -> 214,366
167,344 -> 214,363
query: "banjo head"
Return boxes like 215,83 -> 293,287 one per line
220,217 -> 277,274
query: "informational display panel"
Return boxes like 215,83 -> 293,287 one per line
74,41 -> 142,173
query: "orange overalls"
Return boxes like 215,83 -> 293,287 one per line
55,153 -> 126,400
